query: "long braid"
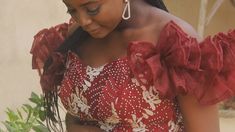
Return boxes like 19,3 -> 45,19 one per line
42,27 -> 89,131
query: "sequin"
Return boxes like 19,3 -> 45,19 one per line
59,51 -> 184,131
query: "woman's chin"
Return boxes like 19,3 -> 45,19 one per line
89,31 -> 108,39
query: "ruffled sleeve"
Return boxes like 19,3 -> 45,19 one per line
30,22 -> 70,92
128,21 -> 235,105
30,23 -> 69,76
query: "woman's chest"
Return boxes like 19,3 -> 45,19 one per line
58,52 -> 178,126
76,28 -> 159,68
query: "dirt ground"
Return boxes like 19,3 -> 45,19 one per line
0,62 -> 234,131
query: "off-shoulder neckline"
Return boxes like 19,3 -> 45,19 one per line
67,20 -> 187,68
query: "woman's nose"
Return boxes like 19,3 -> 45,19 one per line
77,13 -> 92,28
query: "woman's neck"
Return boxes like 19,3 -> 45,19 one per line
116,0 -> 155,31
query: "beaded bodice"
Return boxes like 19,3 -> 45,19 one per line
31,20 -> 235,132
59,51 -> 184,132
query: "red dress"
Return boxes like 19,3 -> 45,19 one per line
31,21 -> 235,132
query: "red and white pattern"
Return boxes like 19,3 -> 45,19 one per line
31,20 -> 235,132
59,51 -> 184,132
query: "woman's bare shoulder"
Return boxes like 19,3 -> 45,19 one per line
151,8 -> 201,41
169,17 -> 201,41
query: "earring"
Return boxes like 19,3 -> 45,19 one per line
122,0 -> 131,20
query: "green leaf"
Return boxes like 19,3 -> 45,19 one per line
23,104 -> 33,111
29,92 -> 41,105
6,108 -> 19,121
32,125 -> 49,132
2,122 -> 17,132
22,104 -> 33,123
36,119 -> 45,126
31,92 -> 40,100
1,92 -> 47,132
29,98 -> 39,105
33,107 -> 39,117
39,110 -> 46,121
20,123 -> 31,132
22,106 -> 28,113
5,121 -> 22,131
17,109 -> 23,120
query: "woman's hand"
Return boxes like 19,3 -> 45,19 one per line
65,113 -> 103,132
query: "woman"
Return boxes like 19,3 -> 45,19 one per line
31,0 -> 235,131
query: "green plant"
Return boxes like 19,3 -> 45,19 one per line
0,92 -> 49,132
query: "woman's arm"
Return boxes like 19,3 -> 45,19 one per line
65,113 -> 103,132
177,95 -> 220,132
171,18 -> 220,132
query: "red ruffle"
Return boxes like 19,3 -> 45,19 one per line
30,23 -> 69,76
128,21 -> 235,105
30,23 -> 69,92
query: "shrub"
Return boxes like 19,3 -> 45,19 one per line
0,92 -> 49,132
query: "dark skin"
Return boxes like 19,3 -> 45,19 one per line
66,113 -> 103,132
64,0 -> 220,131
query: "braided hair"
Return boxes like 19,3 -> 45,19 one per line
43,0 -> 168,131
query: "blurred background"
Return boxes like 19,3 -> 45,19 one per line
0,0 -> 234,131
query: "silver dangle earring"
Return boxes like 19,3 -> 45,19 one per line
122,0 -> 131,20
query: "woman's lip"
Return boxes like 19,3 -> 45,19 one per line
89,28 -> 100,34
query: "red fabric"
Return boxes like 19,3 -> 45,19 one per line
59,51 -> 184,131
31,20 -> 235,103
128,21 -> 235,105
30,23 -> 69,75
30,23 -> 69,91
31,20 -> 235,131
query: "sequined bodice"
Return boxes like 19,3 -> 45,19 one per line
59,51 -> 184,132
32,20 -> 235,132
